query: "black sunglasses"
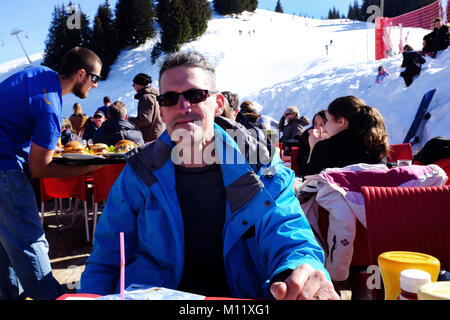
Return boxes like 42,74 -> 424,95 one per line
87,71 -> 101,84
156,89 -> 214,107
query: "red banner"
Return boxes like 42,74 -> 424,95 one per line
375,1 -> 445,60
375,17 -> 393,60
390,1 -> 441,30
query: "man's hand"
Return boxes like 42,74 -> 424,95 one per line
270,264 -> 340,300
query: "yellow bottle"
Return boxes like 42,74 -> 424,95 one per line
378,251 -> 440,300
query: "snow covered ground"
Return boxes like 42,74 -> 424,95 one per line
1,9 -> 448,149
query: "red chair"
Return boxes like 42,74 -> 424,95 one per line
361,185 -> 450,269
91,163 -> 126,237
290,147 -> 300,176
40,174 -> 90,241
434,158 -> 450,185
386,143 -> 413,163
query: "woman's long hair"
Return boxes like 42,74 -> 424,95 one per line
327,96 -> 390,159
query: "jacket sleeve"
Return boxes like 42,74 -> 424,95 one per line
78,165 -> 145,295
419,55 -> 426,65
131,94 -> 156,129
401,54 -> 407,68
256,165 -> 330,297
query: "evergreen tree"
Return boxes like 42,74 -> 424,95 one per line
384,0 -> 435,18
214,0 -> 257,15
275,0 -> 283,13
347,0 -> 362,21
186,0 -> 212,41
153,0 -> 212,62
115,0 -> 156,48
91,0 -> 121,79
246,0 -> 258,12
347,3 -> 355,20
42,3 -> 92,71
328,6 -> 341,19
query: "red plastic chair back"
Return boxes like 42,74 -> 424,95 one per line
386,143 -> 413,163
362,185 -> 450,268
40,175 -> 88,202
92,163 -> 126,203
434,158 -> 450,185
290,147 -> 300,176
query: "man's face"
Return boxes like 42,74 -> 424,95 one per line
159,66 -> 223,145
435,21 -> 442,29
93,115 -> 105,128
133,83 -> 144,93
284,110 -> 295,121
73,62 -> 102,99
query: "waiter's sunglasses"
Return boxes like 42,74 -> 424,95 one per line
87,71 -> 101,84
156,89 -> 215,107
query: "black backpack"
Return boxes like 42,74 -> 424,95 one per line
413,136 -> 450,164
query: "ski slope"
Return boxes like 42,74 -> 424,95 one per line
0,9 -> 448,148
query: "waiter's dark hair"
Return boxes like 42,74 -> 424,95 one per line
59,47 -> 102,79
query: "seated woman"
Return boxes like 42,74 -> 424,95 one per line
296,110 -> 328,176
304,96 -> 390,176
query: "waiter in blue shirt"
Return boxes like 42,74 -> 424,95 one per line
0,47 -> 103,300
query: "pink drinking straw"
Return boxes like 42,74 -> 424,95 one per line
120,232 -> 125,300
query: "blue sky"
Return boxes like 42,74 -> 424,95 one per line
0,1 -> 356,64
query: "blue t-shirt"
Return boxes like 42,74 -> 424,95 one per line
0,66 -> 62,170
96,105 -> 109,118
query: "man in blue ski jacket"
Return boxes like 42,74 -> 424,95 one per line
79,51 -> 339,300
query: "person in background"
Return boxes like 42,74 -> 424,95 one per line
92,100 -> 144,147
82,110 -> 106,142
305,96 -> 390,176
238,100 -> 262,128
128,73 -> 164,142
297,110 -> 328,176
400,44 -> 425,87
421,17 -> 449,58
61,117 -> 77,146
96,96 -> 111,119
278,106 -> 309,156
79,50 -> 339,300
69,102 -> 88,136
221,91 -> 240,121
376,65 -> 389,84
0,46 -> 103,300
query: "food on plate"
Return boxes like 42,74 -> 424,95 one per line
91,143 -> 109,156
114,139 -> 136,153
63,141 -> 88,154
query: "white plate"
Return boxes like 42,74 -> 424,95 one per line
62,153 -> 104,160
